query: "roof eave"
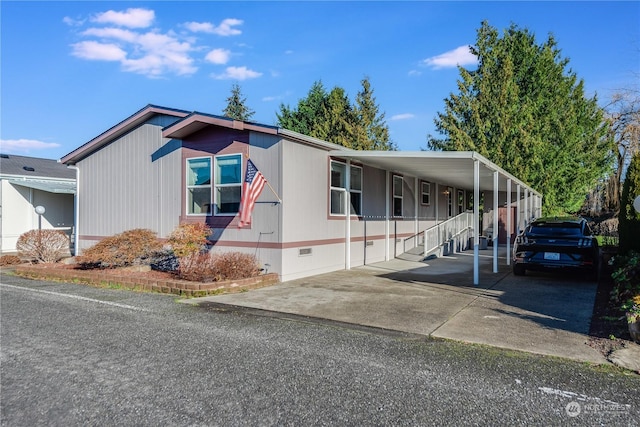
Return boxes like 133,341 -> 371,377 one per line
60,105 -> 190,165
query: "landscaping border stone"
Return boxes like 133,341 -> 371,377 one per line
14,265 -> 279,297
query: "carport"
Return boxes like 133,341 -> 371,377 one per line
329,151 -> 542,286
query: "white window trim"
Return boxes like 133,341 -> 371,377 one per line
330,160 -> 363,217
213,153 -> 243,216
349,164 -> 363,217
421,181 -> 431,206
186,156 -> 212,216
447,187 -> 453,218
457,189 -> 465,214
393,175 -> 403,217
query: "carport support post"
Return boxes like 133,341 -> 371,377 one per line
473,160 -> 480,286
344,188 -> 351,270
516,185 -> 521,235
385,170 -> 390,261
493,170 -> 499,273
506,179 -> 512,266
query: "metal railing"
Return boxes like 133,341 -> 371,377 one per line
423,211 -> 474,257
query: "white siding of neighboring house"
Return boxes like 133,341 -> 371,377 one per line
1,180 -> 74,253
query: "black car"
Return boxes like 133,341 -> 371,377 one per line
512,217 -> 599,277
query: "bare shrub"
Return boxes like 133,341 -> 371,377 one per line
77,229 -> 162,269
177,252 -> 218,282
0,254 -> 22,266
177,251 -> 261,282
213,252 -> 261,281
16,229 -> 69,263
167,223 -> 211,258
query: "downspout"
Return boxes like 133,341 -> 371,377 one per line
67,165 -> 79,256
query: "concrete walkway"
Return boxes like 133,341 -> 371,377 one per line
185,248 -> 609,365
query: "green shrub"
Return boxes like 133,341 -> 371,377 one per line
611,251 -> 640,314
177,251 -> 260,282
167,222 -> 211,258
16,229 -> 69,263
619,153 -> 640,254
0,254 -> 22,266
77,229 -> 162,269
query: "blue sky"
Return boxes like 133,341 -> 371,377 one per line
1,1 -> 638,160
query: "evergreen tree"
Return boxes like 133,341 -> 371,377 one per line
222,83 -> 255,121
619,153 -> 640,254
427,21 -> 613,215
276,78 -> 394,150
353,76 -> 395,150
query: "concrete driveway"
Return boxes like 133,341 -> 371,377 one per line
186,248 -> 606,364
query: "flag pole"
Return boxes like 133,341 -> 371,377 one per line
265,180 -> 282,204
247,153 -> 282,203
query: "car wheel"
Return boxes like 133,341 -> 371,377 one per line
513,264 -> 526,276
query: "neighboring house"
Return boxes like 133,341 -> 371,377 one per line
0,154 -> 76,254
61,105 -> 541,283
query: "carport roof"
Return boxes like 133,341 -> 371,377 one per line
329,150 -> 541,196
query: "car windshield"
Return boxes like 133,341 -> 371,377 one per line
528,224 -> 583,237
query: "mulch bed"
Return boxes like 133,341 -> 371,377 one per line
587,268 -> 634,358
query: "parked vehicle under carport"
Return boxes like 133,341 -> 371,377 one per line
512,217 -> 599,278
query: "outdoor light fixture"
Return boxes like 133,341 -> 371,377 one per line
35,205 -> 45,231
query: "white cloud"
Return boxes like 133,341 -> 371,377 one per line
92,8 -> 155,28
82,27 -> 138,43
422,45 -> 477,69
73,26 -> 196,76
184,18 -> 243,36
215,18 -> 243,36
0,139 -> 61,154
408,70 -> 421,77
205,48 -> 231,64
390,113 -> 415,121
63,16 -> 84,26
71,41 -> 127,61
211,66 -> 262,80
69,10 -> 248,78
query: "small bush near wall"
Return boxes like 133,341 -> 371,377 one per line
178,251 -> 261,282
17,230 -> 69,263
168,223 -> 212,258
77,229 -> 162,269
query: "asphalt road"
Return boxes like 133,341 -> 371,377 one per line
1,272 -> 639,426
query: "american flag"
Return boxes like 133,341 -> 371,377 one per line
238,159 -> 267,228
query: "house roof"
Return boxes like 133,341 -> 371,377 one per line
0,154 -> 76,180
60,104 -> 190,165
162,111 -> 279,139
60,104 -> 540,197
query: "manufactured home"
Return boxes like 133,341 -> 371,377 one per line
61,105 -> 541,283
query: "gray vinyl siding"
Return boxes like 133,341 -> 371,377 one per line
77,116 -> 182,250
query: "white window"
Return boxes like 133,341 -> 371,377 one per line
458,190 -> 465,214
421,181 -> 431,205
447,187 -> 453,217
214,154 -> 242,215
330,161 -> 362,216
187,157 -> 212,215
393,175 -> 403,217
